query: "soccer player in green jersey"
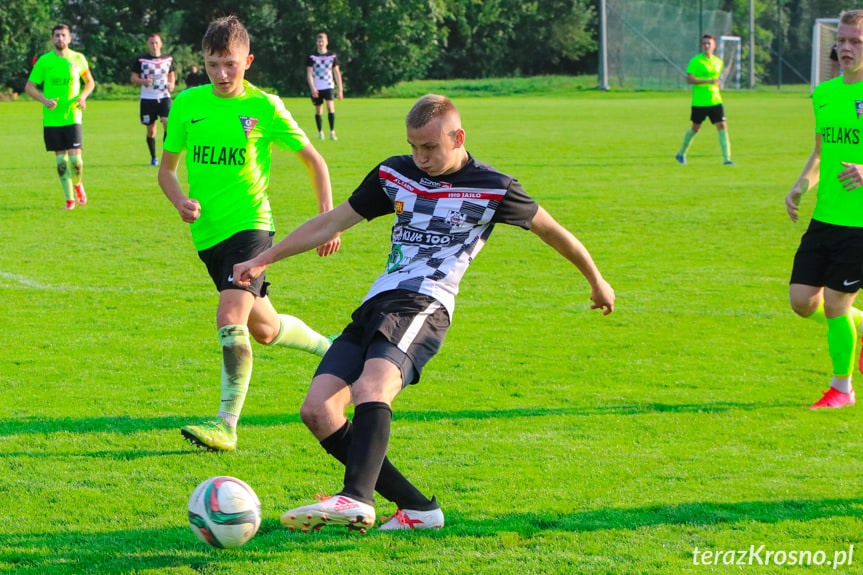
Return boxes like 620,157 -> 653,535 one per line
25,24 -> 95,210
158,16 -> 341,451
675,34 -> 733,166
785,9 -> 863,410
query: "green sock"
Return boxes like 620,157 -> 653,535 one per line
270,314 -> 331,357
678,129 -> 696,156
807,301 -> 827,326
850,307 -> 863,331
56,154 -> 73,201
68,154 -> 83,186
217,325 -> 252,423
826,314 -> 856,377
718,129 -> 731,162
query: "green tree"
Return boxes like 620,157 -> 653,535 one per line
0,0 -> 56,93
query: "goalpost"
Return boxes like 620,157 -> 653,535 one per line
811,18 -> 840,91
718,35 -> 741,90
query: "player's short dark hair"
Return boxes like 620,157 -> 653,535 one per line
147,33 -> 162,41
840,10 -> 863,27
406,94 -> 459,129
701,34 -> 716,42
202,15 -> 249,55
52,24 -> 70,34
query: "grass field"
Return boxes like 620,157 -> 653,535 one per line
1,85 -> 862,574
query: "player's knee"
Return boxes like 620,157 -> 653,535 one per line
691,124 -> 701,133
299,400 -> 326,432
56,163 -> 66,177
248,322 -> 277,345
789,297 -> 818,318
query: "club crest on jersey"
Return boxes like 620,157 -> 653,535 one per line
239,116 -> 259,138
394,200 -> 404,214
857,101 -> 863,119
445,210 -> 466,226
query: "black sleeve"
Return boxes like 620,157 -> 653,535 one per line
131,57 -> 142,74
347,165 -> 394,221
491,178 -> 539,230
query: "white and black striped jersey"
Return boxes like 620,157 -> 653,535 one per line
306,51 -> 339,90
132,54 -> 174,100
348,154 -> 539,318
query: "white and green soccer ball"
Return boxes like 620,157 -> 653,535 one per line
188,476 -> 261,549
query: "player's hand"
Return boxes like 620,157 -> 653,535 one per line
785,188 -> 803,222
232,258 -> 266,288
177,198 -> 201,223
590,279 -> 615,316
316,235 -> 341,257
44,98 -> 58,111
839,162 -> 863,191
145,78 -> 154,87
75,97 -> 87,110
311,88 -> 319,98
337,90 -> 344,100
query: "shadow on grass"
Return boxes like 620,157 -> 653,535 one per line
0,401 -> 797,436
2,499 -> 860,573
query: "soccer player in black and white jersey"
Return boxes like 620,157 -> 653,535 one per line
131,33 -> 175,166
306,33 -> 343,141
233,94 -> 615,532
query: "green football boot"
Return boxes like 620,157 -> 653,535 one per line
181,418 -> 237,452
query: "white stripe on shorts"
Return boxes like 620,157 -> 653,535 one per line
396,300 -> 442,353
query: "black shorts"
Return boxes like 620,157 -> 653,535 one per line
790,219 -> 863,293
43,124 -> 82,152
197,229 -> 273,296
315,290 -> 451,387
311,88 -> 334,106
691,104 -> 726,125
140,98 -> 171,125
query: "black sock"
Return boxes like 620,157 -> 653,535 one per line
146,137 -> 156,160
321,420 -> 433,510
328,112 -> 335,131
315,114 -> 322,132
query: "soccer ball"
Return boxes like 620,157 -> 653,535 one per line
188,476 -> 261,549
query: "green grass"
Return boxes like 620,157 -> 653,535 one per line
1,86 -> 862,574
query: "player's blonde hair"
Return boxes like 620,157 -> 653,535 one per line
406,94 -> 460,129
202,15 -> 249,55
840,10 -> 863,27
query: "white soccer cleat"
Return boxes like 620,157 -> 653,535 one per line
379,506 -> 444,530
281,494 -> 375,533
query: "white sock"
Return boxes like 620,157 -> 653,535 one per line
830,376 -> 853,394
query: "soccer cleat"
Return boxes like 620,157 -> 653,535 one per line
723,160 -> 736,166
64,200 -> 76,210
379,506 -> 444,531
318,131 -> 325,140
74,183 -> 87,206
181,418 -> 237,451
150,158 -> 159,167
330,131 -> 338,141
810,387 -> 856,409
281,494 -> 375,533
675,153 -> 686,165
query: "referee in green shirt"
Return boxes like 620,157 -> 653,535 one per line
675,34 -> 733,166
785,9 -> 863,410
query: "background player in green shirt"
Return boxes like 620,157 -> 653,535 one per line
785,9 -> 863,410
25,23 -> 95,210
675,34 -> 733,166
158,16 -> 340,451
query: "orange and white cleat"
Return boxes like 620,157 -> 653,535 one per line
281,493 -> 375,533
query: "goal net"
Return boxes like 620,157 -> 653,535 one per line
811,18 -> 839,91
718,36 -> 741,90
603,0 -> 733,90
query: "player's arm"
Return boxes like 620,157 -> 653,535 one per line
76,69 -> 95,110
233,201 -> 364,286
158,150 -> 200,223
686,73 -> 719,85
167,70 -> 176,92
529,206 -> 615,315
306,66 -> 318,97
333,65 -> 343,99
786,134 -> 822,223
24,81 -> 57,110
294,144 -> 341,256
131,72 -> 152,87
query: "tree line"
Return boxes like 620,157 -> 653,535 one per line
0,0 -> 856,97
